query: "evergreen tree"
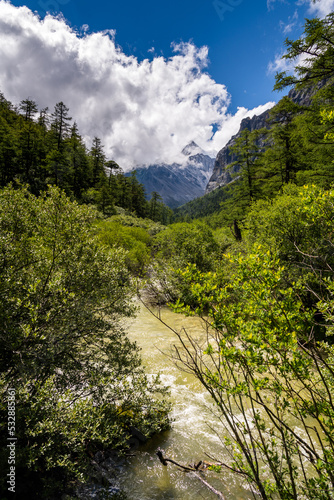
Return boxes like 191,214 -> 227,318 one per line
17,99 -> 40,188
19,98 -> 38,122
128,171 -> 148,218
51,101 -> 72,149
275,13 -> 334,94
66,123 -> 91,199
46,102 -> 72,188
219,128 -> 264,236
149,191 -> 163,221
262,97 -> 304,191
90,136 -> 106,185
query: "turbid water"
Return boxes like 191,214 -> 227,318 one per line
118,303 -> 255,500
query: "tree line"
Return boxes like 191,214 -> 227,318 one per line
0,95 -> 172,223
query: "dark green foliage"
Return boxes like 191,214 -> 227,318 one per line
0,186 -> 170,499
0,92 -> 170,223
148,190 -> 173,224
262,98 -> 304,188
275,13 -> 334,92
90,137 -> 106,185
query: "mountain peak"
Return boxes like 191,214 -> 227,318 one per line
182,141 -> 201,156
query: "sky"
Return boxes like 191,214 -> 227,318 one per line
0,0 -> 334,169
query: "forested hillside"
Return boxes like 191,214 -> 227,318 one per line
0,95 -> 172,223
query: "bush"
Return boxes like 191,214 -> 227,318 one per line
0,186 -> 170,498
95,219 -> 152,275
152,222 -> 220,272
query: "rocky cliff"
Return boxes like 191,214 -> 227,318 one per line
126,142 -> 215,208
205,111 -> 270,194
205,86 -> 320,194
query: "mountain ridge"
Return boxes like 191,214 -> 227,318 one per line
126,143 -> 215,208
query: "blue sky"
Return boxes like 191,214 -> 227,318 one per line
1,0 -> 333,168
7,0 -> 325,109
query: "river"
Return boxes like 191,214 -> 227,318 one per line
118,303 -> 255,500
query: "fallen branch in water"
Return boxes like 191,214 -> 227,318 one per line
156,449 -> 195,471
156,448 -> 227,500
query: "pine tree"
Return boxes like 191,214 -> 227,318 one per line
19,99 -> 38,122
51,101 -> 72,150
149,191 -> 163,221
89,137 -> 106,186
262,97 -> 304,192
66,123 -> 91,199
128,171 -> 148,218
46,102 -> 72,188
17,99 -> 39,187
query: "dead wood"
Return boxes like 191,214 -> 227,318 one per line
156,448 -> 226,499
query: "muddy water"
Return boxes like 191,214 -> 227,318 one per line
118,304 -> 254,500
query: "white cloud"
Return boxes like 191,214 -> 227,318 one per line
279,10 -> 299,34
0,1 -> 274,169
300,0 -> 334,17
268,50 -> 295,75
267,49 -> 312,81
209,102 -> 276,155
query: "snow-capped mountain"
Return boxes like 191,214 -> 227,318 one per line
126,142 -> 215,208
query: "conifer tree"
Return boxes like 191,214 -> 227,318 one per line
17,99 -> 40,187
275,13 -> 334,93
262,97 -> 304,191
219,128 -> 264,234
46,102 -> 72,188
128,171 -> 148,218
90,136 -> 106,185
66,123 -> 91,199
51,101 -> 72,149
149,191 -> 163,221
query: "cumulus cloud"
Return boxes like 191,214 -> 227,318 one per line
300,0 -> 334,17
209,103 -> 276,155
0,1 -> 274,169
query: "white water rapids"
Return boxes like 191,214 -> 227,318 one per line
118,303 -> 255,500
